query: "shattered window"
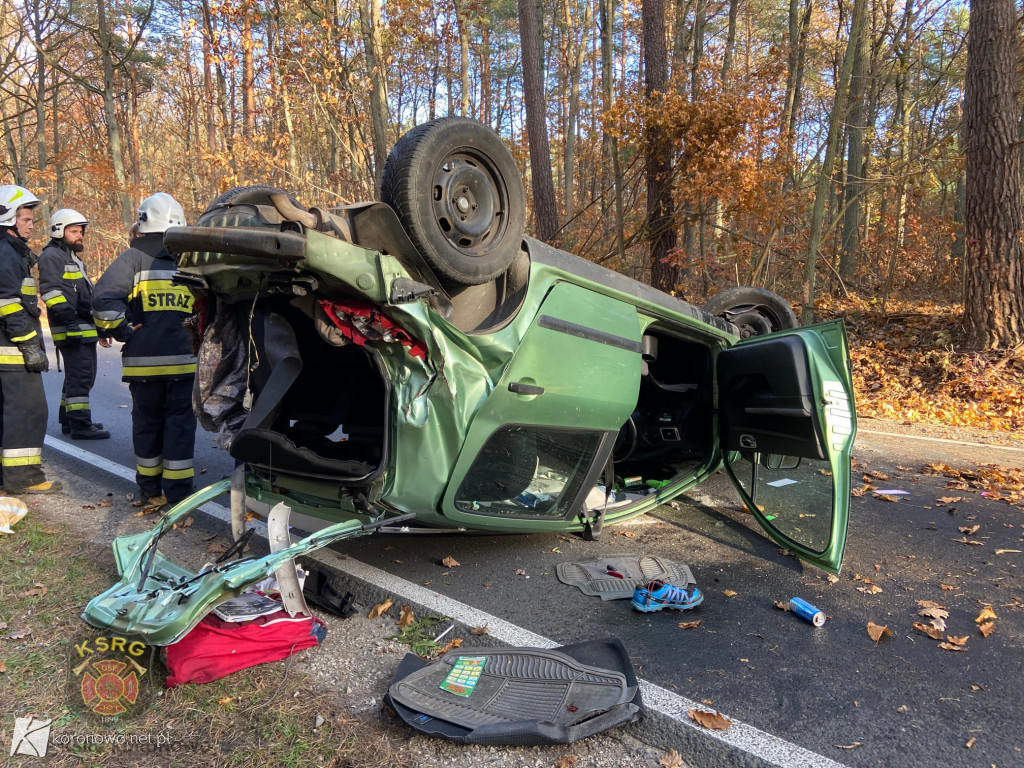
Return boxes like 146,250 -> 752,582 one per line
455,425 -> 604,518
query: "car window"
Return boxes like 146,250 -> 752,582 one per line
728,453 -> 834,554
455,425 -> 605,518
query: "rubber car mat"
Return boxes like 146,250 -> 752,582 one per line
555,555 -> 695,600
384,638 -> 642,745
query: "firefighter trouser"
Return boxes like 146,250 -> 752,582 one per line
0,368 -> 48,490
129,377 -> 197,504
58,343 -> 98,432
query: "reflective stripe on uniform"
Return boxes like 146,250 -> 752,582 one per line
162,458 -> 194,480
0,300 -> 23,315
65,396 -> 90,411
2,447 -> 42,467
9,330 -> 37,342
20,278 -> 37,295
0,345 -> 23,365
63,270 -> 84,279
93,309 -> 125,329
43,289 -> 68,307
136,455 -> 163,476
123,354 -> 197,378
123,363 -> 197,377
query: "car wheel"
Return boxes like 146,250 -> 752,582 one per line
381,117 -> 526,285
207,185 -> 291,210
702,286 -> 799,338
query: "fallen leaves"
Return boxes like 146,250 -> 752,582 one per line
835,742 -> 865,750
939,636 -> 968,652
397,605 -> 414,629
952,537 -> 982,546
873,493 -> 903,502
965,737 -> 977,749
18,583 -> 46,598
469,626 -> 490,636
857,585 -> 883,595
994,549 -> 1022,554
913,622 -> 943,640
722,590 -> 737,597
866,622 -> 892,643
613,530 -> 636,538
677,620 -> 701,629
0,659 -> 6,673
976,606 -> 997,637
657,750 -> 685,768
688,709 -> 732,730
958,525 -> 980,535
773,600 -> 790,611
553,756 -> 578,768
851,485 -> 875,497
441,556 -> 460,568
368,599 -> 393,619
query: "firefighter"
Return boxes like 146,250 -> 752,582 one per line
92,193 -> 196,506
38,209 -> 109,440
0,185 -> 61,494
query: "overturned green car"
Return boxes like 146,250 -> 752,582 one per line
83,118 -> 856,644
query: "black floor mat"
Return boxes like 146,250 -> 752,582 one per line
384,638 -> 642,745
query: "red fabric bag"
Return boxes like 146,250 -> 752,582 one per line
164,608 -> 326,688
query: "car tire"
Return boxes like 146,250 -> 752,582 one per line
205,185 -> 301,211
381,117 -> 526,285
702,286 -> 799,338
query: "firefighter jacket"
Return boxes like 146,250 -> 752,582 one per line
38,238 -> 98,346
92,233 -> 197,381
0,228 -> 43,371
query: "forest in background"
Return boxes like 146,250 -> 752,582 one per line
1,0 -> 973,304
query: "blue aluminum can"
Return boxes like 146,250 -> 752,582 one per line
789,597 -> 826,627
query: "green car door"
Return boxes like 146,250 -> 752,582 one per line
717,320 -> 857,573
442,281 -> 642,525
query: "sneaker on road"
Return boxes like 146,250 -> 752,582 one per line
631,579 -> 703,612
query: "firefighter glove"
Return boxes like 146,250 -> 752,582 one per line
18,343 -> 48,372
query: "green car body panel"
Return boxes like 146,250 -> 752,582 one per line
83,191 -> 857,643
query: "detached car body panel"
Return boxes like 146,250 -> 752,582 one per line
83,119 -> 856,643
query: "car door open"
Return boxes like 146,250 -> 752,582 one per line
717,321 -> 856,573
442,281 -> 642,524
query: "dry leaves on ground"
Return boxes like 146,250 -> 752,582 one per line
678,620 -> 701,630
469,626 -> 490,636
368,599 -> 393,619
867,622 -> 892,643
913,622 -> 943,640
658,749 -> 686,768
397,605 -> 414,628
441,556 -> 460,568
688,709 -> 732,731
722,590 -> 737,597
553,756 -> 578,768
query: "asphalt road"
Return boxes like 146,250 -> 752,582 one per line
40,338 -> 1024,768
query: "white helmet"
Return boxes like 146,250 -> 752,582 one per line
49,208 -> 89,239
137,192 -> 185,234
0,185 -> 42,228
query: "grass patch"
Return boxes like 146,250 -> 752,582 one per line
1,517 -> 411,768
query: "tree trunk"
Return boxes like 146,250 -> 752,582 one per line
839,0 -> 870,283
782,0 -> 812,191
242,13 -> 255,137
643,0 -> 678,291
97,0 -> 133,229
454,0 -> 472,116
801,0 -> 864,323
518,0 -> 559,241
963,0 -> 1024,348
359,0 -> 389,194
600,0 -> 625,262
563,0 -> 592,220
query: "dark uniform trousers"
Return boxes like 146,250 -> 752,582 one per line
130,377 -> 196,504
0,368 -> 47,489
57,343 -> 98,432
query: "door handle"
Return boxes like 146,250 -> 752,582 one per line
508,381 -> 544,396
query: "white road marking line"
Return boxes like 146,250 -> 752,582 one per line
44,436 -> 849,768
858,428 -> 1024,453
